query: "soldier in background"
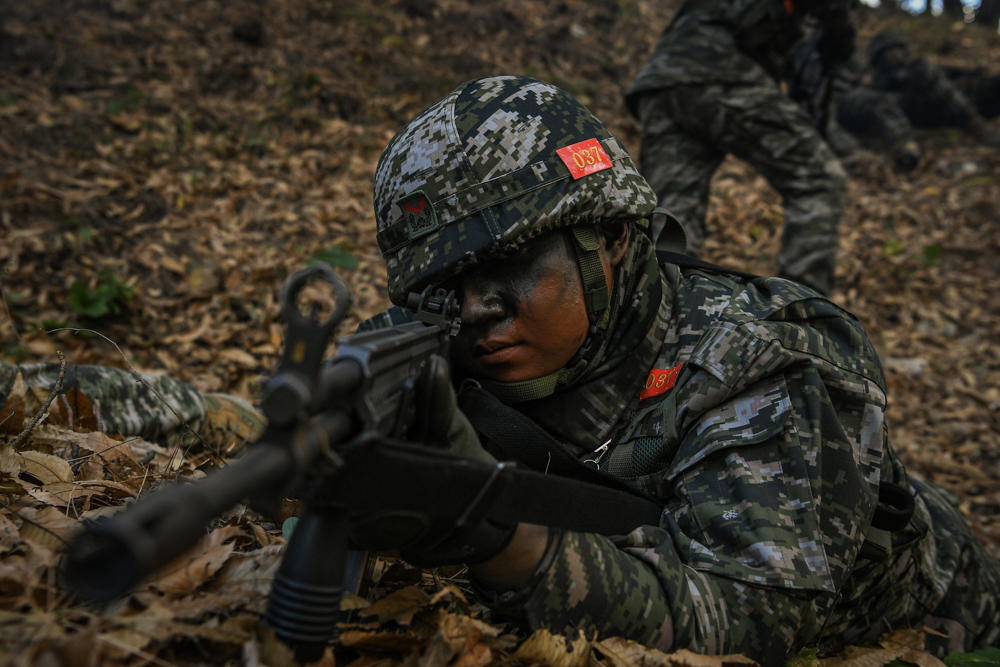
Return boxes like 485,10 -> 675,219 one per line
626,0 -> 857,296
829,30 -> 1000,170
788,32 -> 923,172
869,30 -> 1000,145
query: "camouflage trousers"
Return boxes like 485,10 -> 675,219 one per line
911,477 -> 1000,653
634,80 -> 847,295
0,360 -> 265,456
877,59 -> 984,130
835,87 -> 915,148
957,72 -> 1000,119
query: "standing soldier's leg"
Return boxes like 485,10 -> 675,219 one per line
635,88 -> 726,256
649,77 -> 846,294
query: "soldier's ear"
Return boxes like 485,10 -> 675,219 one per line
598,222 -> 629,268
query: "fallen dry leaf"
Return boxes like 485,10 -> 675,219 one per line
19,451 -> 74,485
597,637 -> 673,667
361,585 -> 431,626
341,591 -> 372,610
338,628 -> 427,653
510,629 -> 592,667
207,543 -> 285,597
52,429 -> 140,466
49,388 -> 100,433
0,514 -> 20,547
667,649 -> 759,667
0,445 -> 22,476
146,525 -> 245,595
877,629 -> 946,667
0,394 -> 25,438
15,506 -> 79,550
820,645 -> 908,667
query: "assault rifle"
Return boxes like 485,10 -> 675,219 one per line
64,263 -> 662,663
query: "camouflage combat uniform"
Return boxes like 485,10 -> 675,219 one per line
832,31 -> 1000,151
368,75 -> 1000,663
0,360 -> 265,455
466,230 -> 1000,662
625,0 -> 856,295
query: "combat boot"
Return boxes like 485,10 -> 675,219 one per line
890,139 -> 921,171
967,118 -> 1000,148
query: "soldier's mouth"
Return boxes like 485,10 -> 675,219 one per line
473,339 -> 524,364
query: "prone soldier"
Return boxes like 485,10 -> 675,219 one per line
9,75 -> 1000,663
829,30 -> 1000,169
361,75 -> 1000,661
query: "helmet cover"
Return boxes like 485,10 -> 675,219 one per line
869,30 -> 910,67
373,75 -> 656,304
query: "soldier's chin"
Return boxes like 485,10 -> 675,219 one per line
465,345 -> 550,383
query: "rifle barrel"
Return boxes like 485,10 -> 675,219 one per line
63,410 -> 354,602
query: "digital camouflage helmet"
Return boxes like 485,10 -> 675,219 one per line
373,75 -> 657,317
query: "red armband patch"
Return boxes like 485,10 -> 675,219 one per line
556,138 -> 613,180
639,363 -> 684,401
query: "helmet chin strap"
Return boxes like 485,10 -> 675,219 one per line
476,224 -> 613,404
570,226 -> 610,324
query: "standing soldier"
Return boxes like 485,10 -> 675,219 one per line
626,0 -> 857,295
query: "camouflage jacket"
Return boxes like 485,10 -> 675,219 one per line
626,0 -> 856,114
468,263 -> 963,665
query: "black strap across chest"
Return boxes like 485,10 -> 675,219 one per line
459,385 -> 663,529
458,254 -> 914,536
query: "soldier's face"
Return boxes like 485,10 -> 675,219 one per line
880,45 -> 910,68
449,226 -> 622,384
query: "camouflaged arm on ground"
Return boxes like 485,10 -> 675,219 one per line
1,360 -> 264,452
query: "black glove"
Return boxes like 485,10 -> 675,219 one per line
349,355 -> 516,566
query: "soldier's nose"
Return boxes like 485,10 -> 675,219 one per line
460,280 -> 507,326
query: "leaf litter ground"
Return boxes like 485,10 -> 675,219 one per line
0,1 -> 999,665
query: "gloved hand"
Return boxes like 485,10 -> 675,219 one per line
349,355 -> 516,567
409,354 -> 497,464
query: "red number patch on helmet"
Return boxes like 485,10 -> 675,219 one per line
639,363 -> 683,401
556,138 -> 612,180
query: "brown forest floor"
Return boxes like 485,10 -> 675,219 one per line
1,1 -> 1000,665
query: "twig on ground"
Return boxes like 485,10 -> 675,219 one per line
97,635 -> 179,667
45,328 -> 214,454
10,351 -> 67,449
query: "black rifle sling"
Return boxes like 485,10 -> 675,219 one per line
458,385 -> 663,519
337,442 -> 663,535
656,250 -> 916,532
655,250 -> 759,281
